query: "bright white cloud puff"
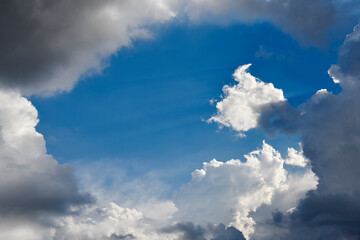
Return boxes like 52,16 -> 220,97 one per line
208,64 -> 287,137
174,141 -> 317,239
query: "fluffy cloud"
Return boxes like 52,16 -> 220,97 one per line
284,144 -> 309,167
0,89 -> 178,239
0,0 -> 176,95
186,0 -> 360,45
53,202 -> 176,240
0,87 -> 318,240
173,141 -> 317,239
209,24 -> 360,239
1,0 -> 356,96
209,64 -> 298,137
0,90 -> 92,216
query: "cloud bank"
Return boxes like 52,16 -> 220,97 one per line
209,24 -> 360,239
174,141 -> 317,239
0,0 -> 176,95
0,0 -> 358,96
0,89 -> 317,239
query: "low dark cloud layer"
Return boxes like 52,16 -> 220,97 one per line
0,164 -> 93,215
162,222 -> 246,240
110,233 -> 137,239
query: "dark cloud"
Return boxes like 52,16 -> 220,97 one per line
110,233 -> 136,240
337,24 -> 360,78
263,24 -> 360,240
162,222 -> 245,240
0,164 -> 93,216
210,224 -> 246,240
258,101 -> 300,137
207,23 -> 360,240
267,191 -> 360,240
162,222 -> 207,240
0,0 -> 175,95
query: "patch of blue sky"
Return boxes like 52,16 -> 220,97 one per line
30,22 -> 341,188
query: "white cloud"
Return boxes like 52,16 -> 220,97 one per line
0,89 -> 91,216
173,141 -> 317,239
0,88 -> 318,240
0,90 -> 177,239
285,144 -> 309,167
53,202 -> 178,240
208,64 -> 286,136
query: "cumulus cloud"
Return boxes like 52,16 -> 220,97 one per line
208,64 -> 298,137
53,202 -> 175,240
0,87 -> 318,240
0,0 -> 176,95
0,90 -> 92,216
173,141 -> 317,239
0,89 -> 174,240
284,144 -> 309,167
209,24 -> 360,240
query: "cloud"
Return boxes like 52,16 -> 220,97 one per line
209,24 -> 360,239
173,141 -> 317,239
277,27 -> 360,238
208,64 -> 298,137
0,88 -> 317,239
284,144 -> 309,167
1,0 -> 357,96
52,202 -> 169,240
162,222 -> 246,240
0,89 -> 92,216
186,0 -> 360,45
329,24 -> 360,88
0,0 -> 176,95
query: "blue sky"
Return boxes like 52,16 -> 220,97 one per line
1,1 -> 360,239
31,22 -> 340,186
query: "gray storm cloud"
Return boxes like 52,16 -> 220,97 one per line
0,0 -> 176,95
210,24 -> 360,239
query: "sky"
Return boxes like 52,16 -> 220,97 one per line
0,1 -> 360,239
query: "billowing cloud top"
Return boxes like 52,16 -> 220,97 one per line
209,64 -> 298,137
174,141 -> 317,239
206,24 -> 360,239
